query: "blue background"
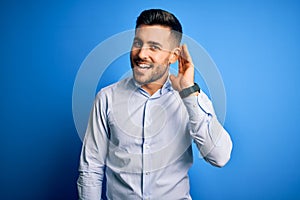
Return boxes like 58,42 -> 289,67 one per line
1,0 -> 300,199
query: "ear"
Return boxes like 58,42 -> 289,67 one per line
169,47 -> 181,64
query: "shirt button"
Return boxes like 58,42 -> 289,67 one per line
145,172 -> 150,175
146,145 -> 150,149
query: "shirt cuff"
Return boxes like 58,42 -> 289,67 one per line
181,92 -> 215,121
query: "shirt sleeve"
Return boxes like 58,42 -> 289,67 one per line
77,92 -> 109,199
182,92 -> 233,167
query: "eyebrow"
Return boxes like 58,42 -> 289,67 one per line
147,41 -> 163,48
133,37 -> 163,48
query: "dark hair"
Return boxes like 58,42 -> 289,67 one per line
135,9 -> 182,45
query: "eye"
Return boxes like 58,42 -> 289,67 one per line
133,40 -> 142,48
150,45 -> 161,51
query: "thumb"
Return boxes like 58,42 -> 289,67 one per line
169,74 -> 176,82
169,74 -> 180,91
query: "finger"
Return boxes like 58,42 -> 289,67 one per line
181,44 -> 193,63
178,56 -> 184,74
178,47 -> 186,74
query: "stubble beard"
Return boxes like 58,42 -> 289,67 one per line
130,58 -> 170,86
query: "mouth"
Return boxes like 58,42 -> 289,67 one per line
135,61 -> 152,69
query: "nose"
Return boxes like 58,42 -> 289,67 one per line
137,46 -> 150,59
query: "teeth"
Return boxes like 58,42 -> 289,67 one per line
138,63 -> 150,68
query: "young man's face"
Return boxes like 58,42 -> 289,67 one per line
130,25 -> 178,86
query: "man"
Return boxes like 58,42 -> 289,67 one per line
77,9 -> 232,200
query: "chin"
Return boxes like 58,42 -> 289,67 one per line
133,75 -> 149,85
133,77 -> 145,85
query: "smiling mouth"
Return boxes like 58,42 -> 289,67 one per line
135,61 -> 152,69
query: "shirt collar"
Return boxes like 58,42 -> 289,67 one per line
160,77 -> 173,95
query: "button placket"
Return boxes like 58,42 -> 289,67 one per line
142,99 -> 153,199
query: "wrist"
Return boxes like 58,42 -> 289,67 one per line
190,91 -> 199,96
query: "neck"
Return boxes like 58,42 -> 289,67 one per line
141,76 -> 168,96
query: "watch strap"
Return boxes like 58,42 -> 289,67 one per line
179,83 -> 200,98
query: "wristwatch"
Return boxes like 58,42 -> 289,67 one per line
179,83 -> 200,98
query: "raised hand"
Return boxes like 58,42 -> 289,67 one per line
170,44 -> 197,94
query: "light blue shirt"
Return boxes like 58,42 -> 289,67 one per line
77,77 -> 232,200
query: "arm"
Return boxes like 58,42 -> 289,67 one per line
77,92 -> 109,199
170,44 -> 232,167
182,92 -> 232,167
